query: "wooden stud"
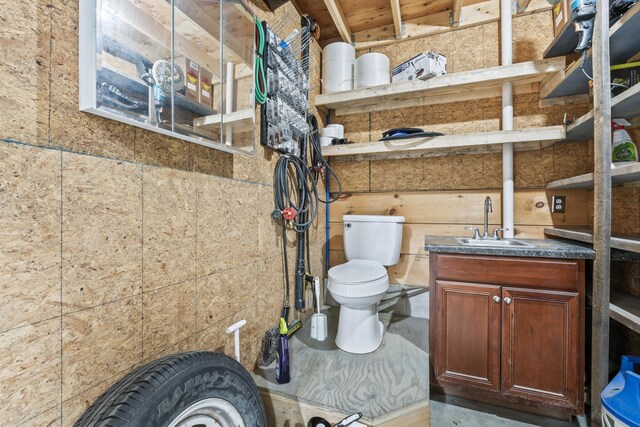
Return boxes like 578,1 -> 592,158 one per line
590,0 -> 613,423
390,0 -> 403,37
322,0 -> 352,43
451,0 -> 464,26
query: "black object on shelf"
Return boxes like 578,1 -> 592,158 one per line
379,127 -> 444,141
263,0 -> 289,11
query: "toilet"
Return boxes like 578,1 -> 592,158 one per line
328,214 -> 405,354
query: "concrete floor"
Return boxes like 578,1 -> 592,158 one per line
430,394 -> 587,427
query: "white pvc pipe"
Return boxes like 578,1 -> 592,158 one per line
225,319 -> 246,362
501,0 -> 515,239
225,61 -> 234,146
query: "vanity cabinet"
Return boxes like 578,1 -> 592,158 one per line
430,253 -> 585,418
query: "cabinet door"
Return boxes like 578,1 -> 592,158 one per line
434,281 -> 502,392
501,287 -> 579,407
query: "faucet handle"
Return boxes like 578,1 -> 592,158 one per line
465,226 -> 482,240
492,228 -> 509,240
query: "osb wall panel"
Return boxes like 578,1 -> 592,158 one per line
0,1 -> 326,425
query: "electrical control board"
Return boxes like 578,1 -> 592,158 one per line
258,21 -> 310,156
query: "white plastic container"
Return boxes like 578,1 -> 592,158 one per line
355,53 -> 390,88
322,42 -> 355,93
325,124 -> 344,138
322,127 -> 342,139
320,136 -> 334,147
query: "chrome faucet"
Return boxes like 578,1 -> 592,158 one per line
465,196 -> 509,240
483,196 -> 492,239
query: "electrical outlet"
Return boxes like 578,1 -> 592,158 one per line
552,195 -> 566,213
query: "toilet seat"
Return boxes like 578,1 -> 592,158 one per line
328,260 -> 389,298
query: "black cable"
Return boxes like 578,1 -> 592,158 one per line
307,115 -> 343,204
280,219 -> 290,322
273,154 -> 319,232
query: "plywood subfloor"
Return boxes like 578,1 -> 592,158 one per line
252,309 -> 429,422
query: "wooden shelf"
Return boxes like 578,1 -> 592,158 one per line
193,108 -> 254,130
540,2 -> 640,99
567,83 -> 640,140
99,66 -> 217,117
610,289 -> 640,334
544,227 -> 640,253
314,59 -> 565,116
547,162 -> 640,190
320,126 -> 565,158
543,23 -> 579,59
587,289 -> 640,334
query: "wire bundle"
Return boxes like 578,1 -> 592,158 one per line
254,17 -> 267,105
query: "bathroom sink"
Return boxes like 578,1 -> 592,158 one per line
455,238 -> 535,248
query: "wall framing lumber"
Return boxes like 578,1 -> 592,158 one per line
322,0 -> 352,43
390,0 -> 403,37
590,0 -> 613,423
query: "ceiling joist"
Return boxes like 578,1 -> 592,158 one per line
390,0 -> 403,38
322,0 -> 352,43
451,0 -> 464,26
350,0 -> 552,50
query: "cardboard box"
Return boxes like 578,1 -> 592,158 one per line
175,56 -> 200,102
392,51 -> 447,83
553,0 -> 571,37
199,68 -> 213,108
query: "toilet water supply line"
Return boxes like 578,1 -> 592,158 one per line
501,0 -> 515,239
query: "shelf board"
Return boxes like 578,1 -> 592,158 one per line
544,227 -> 640,253
546,162 -> 640,190
567,83 -> 640,140
315,59 -> 565,116
543,23 -> 579,59
320,126 -> 565,158
541,2 -> 640,99
193,108 -> 254,130
610,289 -> 640,334
99,66 -> 217,118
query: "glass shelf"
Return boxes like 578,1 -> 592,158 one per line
79,0 -> 256,155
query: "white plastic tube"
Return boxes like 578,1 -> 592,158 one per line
501,0 -> 514,239
225,61 -> 234,146
226,319 -> 246,362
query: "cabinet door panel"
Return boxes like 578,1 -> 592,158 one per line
434,280 -> 501,391
501,287 -> 578,407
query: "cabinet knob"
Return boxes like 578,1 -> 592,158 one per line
493,296 -> 501,303
503,297 -> 512,304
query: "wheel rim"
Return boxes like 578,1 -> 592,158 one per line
167,398 -> 246,427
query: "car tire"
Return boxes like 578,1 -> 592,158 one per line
74,351 -> 266,427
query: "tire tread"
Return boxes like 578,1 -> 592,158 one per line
73,351 -> 262,427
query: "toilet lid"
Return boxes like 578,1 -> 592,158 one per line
328,259 -> 387,284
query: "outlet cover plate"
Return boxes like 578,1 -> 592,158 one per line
552,195 -> 566,213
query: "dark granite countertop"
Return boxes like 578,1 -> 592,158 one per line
424,236 -> 596,259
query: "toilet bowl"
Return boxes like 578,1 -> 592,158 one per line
328,259 -> 389,354
328,215 -> 404,354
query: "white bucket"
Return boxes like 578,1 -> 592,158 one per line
322,127 -> 342,139
355,53 -> 390,88
320,136 -> 334,147
322,42 -> 355,93
326,124 -> 344,138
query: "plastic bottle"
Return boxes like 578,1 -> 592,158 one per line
275,317 -> 290,384
612,118 -> 638,164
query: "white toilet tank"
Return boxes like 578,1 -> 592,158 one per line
343,215 -> 405,266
